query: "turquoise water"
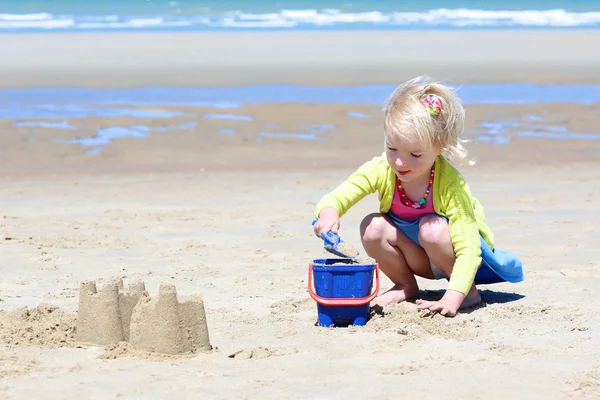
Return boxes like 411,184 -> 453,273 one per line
1,0 -> 599,32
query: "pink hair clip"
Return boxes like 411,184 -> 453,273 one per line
422,94 -> 442,116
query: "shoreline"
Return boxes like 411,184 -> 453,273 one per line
1,102 -> 599,178
2,30 -> 600,87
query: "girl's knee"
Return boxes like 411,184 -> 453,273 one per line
360,213 -> 388,243
418,215 -> 450,247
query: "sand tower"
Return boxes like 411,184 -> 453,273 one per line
76,278 -> 146,345
129,284 -> 212,355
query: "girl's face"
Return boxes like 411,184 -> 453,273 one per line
385,131 -> 440,183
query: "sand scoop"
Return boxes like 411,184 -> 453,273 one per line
312,220 -> 360,260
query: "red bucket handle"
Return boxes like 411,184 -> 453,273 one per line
307,263 -> 380,306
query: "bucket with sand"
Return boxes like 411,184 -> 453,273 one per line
307,258 -> 380,327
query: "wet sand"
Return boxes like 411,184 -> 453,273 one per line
1,102 -> 599,178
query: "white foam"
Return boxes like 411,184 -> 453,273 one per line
220,8 -> 600,29
80,15 -> 120,22
0,18 -> 74,29
78,19 -> 191,29
1,8 -> 600,31
392,8 -> 600,27
222,16 -> 296,28
0,13 -> 52,21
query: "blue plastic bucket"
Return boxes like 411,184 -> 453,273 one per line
308,258 -> 379,327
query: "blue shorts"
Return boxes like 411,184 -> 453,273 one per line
387,213 -> 524,285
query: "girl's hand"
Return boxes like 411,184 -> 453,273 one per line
415,290 -> 465,317
313,206 -> 340,238
415,298 -> 459,317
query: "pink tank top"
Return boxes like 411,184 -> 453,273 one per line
389,178 -> 435,222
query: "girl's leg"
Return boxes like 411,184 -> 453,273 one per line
418,215 -> 482,309
360,213 -> 434,306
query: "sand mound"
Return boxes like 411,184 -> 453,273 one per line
0,304 -> 76,348
336,243 -> 359,259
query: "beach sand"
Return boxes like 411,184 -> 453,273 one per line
2,30 -> 600,87
1,30 -> 600,399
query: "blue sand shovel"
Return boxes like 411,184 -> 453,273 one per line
312,220 -> 360,260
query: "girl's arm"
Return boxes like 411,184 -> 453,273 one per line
419,183 -> 482,316
443,184 -> 483,296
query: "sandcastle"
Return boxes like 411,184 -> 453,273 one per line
76,278 -> 211,355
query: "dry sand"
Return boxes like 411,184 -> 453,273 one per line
0,163 -> 599,399
1,29 -> 600,399
1,30 -> 600,87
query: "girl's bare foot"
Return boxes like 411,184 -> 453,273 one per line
371,284 -> 420,307
460,285 -> 482,309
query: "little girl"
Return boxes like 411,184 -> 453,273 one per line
312,76 -> 524,317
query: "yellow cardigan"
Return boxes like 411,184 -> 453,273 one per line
314,153 -> 494,295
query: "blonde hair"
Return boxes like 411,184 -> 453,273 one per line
383,76 -> 472,165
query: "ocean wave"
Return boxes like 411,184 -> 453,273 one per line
1,8 -> 599,31
77,18 -> 192,29
391,8 -> 600,27
0,13 -> 53,21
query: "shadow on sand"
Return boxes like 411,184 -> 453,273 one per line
413,289 -> 526,314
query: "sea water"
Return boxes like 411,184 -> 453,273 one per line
0,0 -> 598,33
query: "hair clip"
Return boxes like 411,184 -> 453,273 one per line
422,94 -> 442,116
